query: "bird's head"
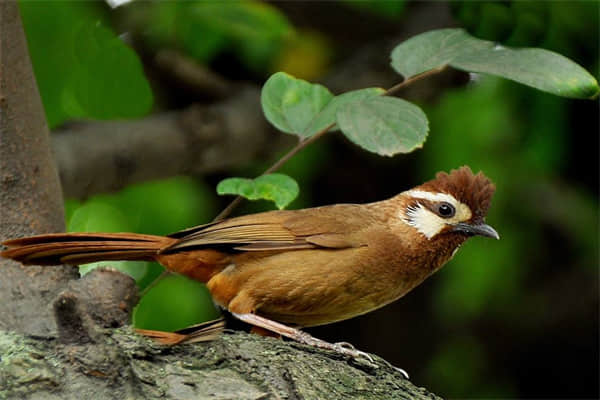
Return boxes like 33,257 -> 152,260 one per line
401,166 -> 498,241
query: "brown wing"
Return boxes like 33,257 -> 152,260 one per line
163,204 -> 375,253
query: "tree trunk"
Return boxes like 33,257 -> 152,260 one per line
0,0 -> 78,337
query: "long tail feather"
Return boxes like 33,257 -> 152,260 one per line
1,232 -> 175,265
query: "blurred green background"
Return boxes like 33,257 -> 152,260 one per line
19,1 -> 598,398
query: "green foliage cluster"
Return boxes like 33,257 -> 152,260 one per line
223,28 -> 596,209
126,0 -> 293,73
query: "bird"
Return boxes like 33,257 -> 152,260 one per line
1,166 -> 498,364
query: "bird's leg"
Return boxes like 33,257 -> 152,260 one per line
232,312 -> 375,360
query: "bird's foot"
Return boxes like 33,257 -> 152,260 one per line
333,341 -> 409,378
294,333 -> 373,362
231,312 -> 410,378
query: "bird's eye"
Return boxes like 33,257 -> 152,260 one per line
436,202 -> 455,218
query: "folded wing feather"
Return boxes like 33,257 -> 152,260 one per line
164,204 -> 373,252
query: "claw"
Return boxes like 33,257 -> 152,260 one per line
334,341 -> 355,350
333,342 -> 375,363
379,358 -> 410,379
354,349 -> 375,363
395,367 -> 409,380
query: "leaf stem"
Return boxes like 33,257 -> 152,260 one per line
384,65 -> 447,97
213,122 -> 334,221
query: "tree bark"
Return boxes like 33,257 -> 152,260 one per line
0,0 -> 78,337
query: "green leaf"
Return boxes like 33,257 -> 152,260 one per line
451,47 -> 600,99
70,24 -> 154,119
391,28 -> 494,78
19,2 -> 153,128
261,72 -> 333,137
217,173 -> 299,209
337,96 -> 428,156
305,88 -> 385,137
391,28 -> 599,99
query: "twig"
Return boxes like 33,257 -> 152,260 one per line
139,269 -> 170,298
154,49 -> 233,99
53,87 -> 286,199
383,66 -> 447,97
214,122 -> 335,221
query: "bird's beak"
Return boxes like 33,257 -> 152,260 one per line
451,222 -> 500,240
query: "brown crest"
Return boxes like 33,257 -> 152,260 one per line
417,166 -> 496,220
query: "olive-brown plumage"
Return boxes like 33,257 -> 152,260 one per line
1,166 -> 497,331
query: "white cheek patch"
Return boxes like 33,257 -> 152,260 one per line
400,190 -> 473,240
402,203 -> 446,239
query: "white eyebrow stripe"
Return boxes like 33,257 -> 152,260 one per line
405,190 -> 458,204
